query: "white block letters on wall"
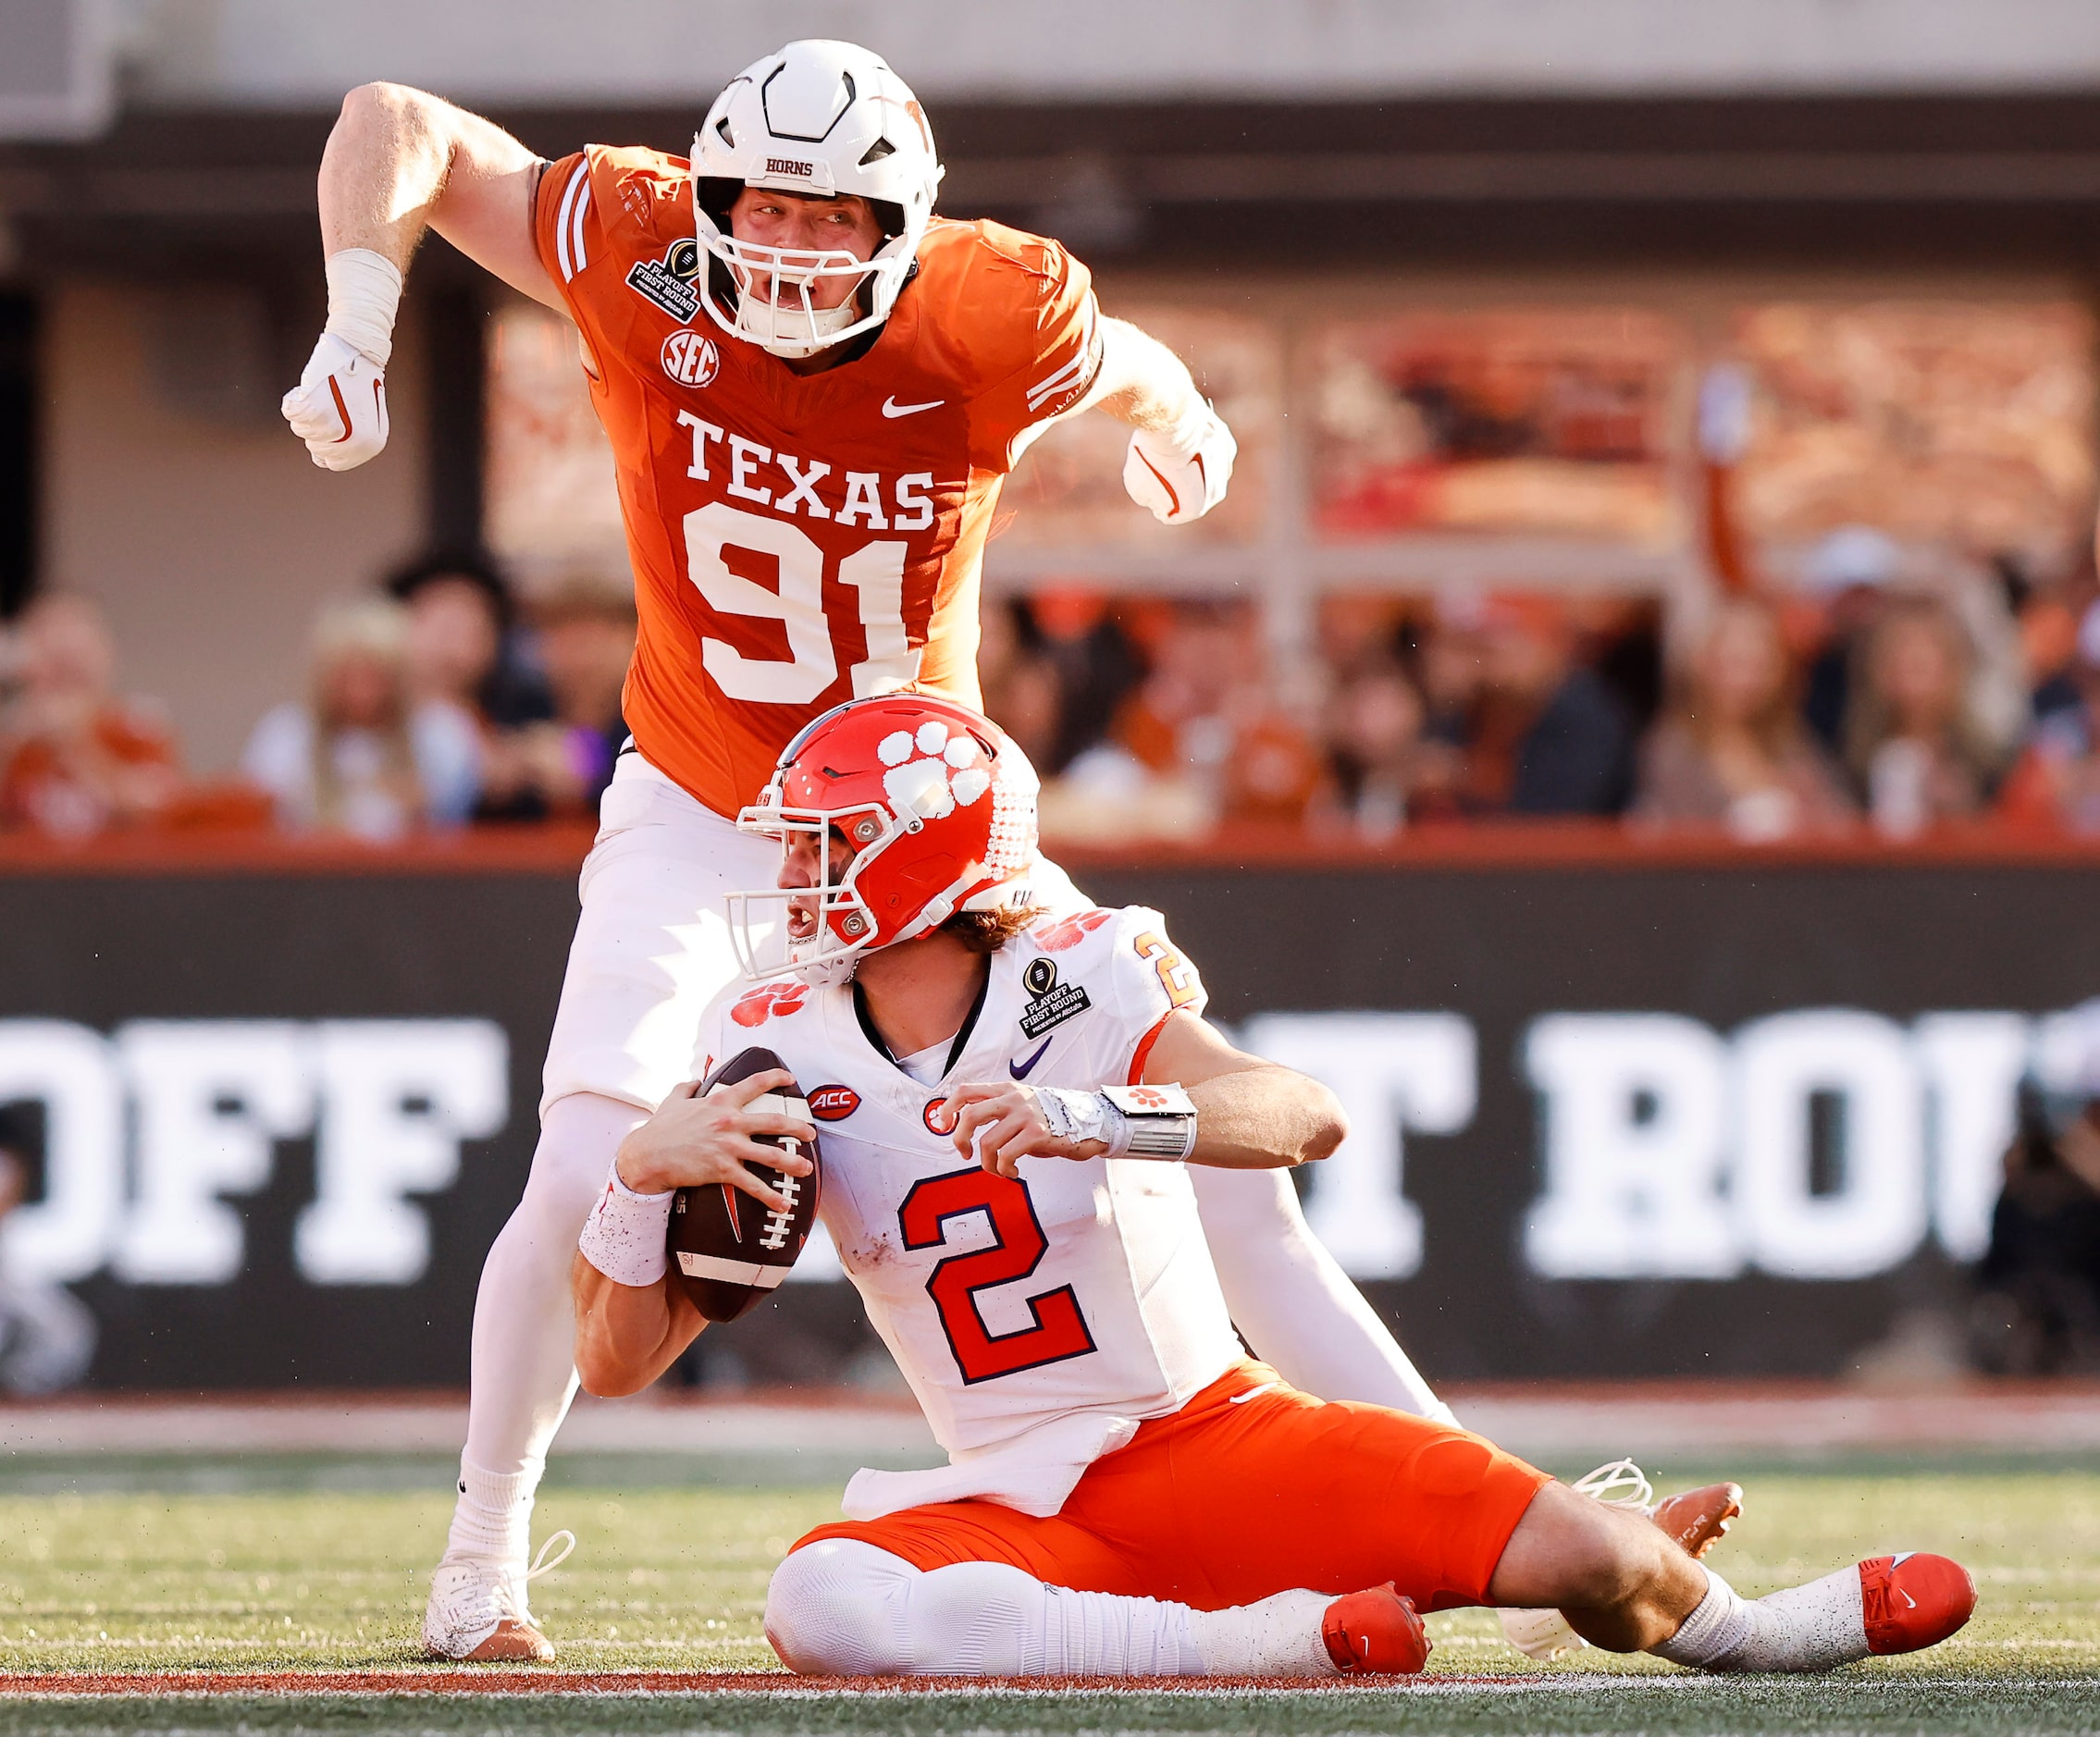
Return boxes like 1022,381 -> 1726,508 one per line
1241,1012 -> 1476,1279
0,1018 -> 508,1287
1523,1014 -> 1736,1279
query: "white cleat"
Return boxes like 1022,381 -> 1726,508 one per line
423,1531 -> 575,1661
1500,1460 -> 1744,1662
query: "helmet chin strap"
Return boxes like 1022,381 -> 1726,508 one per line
738,290 -> 860,359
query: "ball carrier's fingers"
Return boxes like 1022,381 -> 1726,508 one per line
618,1068 -> 812,1209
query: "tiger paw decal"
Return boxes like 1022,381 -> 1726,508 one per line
731,981 -> 809,1027
877,720 -> 992,821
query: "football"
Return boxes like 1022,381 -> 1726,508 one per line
667,1046 -> 823,1322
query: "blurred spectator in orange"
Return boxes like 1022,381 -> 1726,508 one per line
1636,597 -> 1854,840
1844,596 -> 1999,837
1038,598 -> 1316,840
1313,660 -> 1427,839
0,593 -> 183,838
387,550 -> 554,732
1113,599 -> 1318,820
478,576 -> 638,819
1477,596 -> 1636,815
241,599 -> 480,842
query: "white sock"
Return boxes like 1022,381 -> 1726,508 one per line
766,1540 -> 1337,1678
1651,1564 -> 1867,1673
445,1457 -> 539,1566
1185,1588 -> 1340,1677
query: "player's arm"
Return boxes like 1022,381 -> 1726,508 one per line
571,1255 -> 704,1399
948,1012 -> 1345,1177
284,83 -> 560,472
1077,315 -> 1237,525
570,1071 -> 814,1397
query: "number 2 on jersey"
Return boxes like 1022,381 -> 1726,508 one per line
897,1168 -> 1096,1386
685,500 -> 920,705
1132,930 -> 1201,1009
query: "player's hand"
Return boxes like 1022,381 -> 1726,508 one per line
281,333 -> 389,471
613,1069 -> 814,1210
945,1081 -> 1106,1179
1123,405 -> 1235,524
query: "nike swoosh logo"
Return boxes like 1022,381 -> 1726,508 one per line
1229,1382 -> 1281,1405
882,396 -> 945,418
1008,1038 -> 1052,1079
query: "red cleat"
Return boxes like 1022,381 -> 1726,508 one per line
1859,1553 -> 1977,1655
1650,1482 -> 1745,1559
1322,1582 -> 1431,1675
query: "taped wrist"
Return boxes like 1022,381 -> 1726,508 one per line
1031,1084 -> 1198,1160
576,1158 -> 674,1287
324,248 -> 404,369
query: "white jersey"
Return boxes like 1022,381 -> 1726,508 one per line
694,905 -> 1244,1480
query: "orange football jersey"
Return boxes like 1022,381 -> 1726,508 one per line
532,146 -> 1103,817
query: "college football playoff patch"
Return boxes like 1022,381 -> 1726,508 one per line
626,239 -> 702,325
1019,956 -> 1091,1041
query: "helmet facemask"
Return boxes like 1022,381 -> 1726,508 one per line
727,793 -> 905,985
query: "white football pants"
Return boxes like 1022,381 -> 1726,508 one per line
454,757 -> 1451,1526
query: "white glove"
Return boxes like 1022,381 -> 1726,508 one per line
281,334 -> 389,471
280,248 -> 402,472
1122,402 -> 1236,524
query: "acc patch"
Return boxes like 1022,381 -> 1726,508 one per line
807,1084 -> 860,1122
923,1096 -> 958,1136
626,239 -> 702,325
1019,957 -> 1091,1041
661,328 -> 719,387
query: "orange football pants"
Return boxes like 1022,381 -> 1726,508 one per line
797,1360 -> 1551,1614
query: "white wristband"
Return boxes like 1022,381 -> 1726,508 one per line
577,1159 -> 675,1287
324,248 -> 403,369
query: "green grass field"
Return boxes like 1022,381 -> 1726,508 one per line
0,1459 -> 2094,1733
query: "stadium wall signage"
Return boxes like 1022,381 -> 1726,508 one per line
0,858 -> 2088,1386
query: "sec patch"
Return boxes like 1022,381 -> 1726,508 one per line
661,329 -> 720,388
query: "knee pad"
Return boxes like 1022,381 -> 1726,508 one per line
765,1540 -> 916,1675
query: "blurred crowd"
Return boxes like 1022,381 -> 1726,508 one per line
0,554 -> 636,844
983,526 -> 2100,846
7,521 -> 2100,849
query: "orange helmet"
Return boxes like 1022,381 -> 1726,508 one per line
728,694 -> 1039,983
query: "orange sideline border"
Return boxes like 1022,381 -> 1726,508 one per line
4,819 -> 2100,876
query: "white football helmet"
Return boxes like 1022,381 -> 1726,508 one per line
692,41 -> 944,359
